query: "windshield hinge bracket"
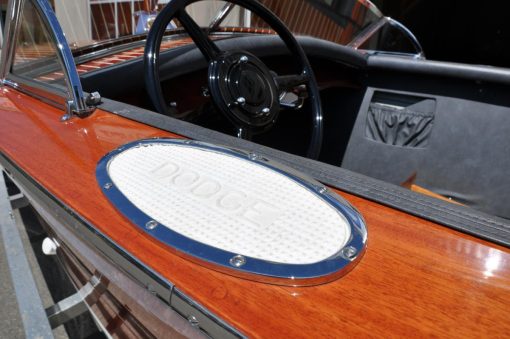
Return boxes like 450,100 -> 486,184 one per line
61,92 -> 101,121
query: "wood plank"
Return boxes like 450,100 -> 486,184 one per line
0,89 -> 508,338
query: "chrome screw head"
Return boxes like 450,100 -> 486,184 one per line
86,91 -> 102,105
147,284 -> 156,295
145,220 -> 158,230
103,182 -> 113,190
236,97 -> 246,105
60,114 -> 71,122
187,315 -> 199,327
341,246 -> 358,260
248,152 -> 260,161
239,55 -> 249,63
316,186 -> 327,194
261,107 -> 270,115
229,254 -> 246,267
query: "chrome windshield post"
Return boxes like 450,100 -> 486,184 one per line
0,0 -> 95,119
33,0 -> 95,118
0,0 -> 24,81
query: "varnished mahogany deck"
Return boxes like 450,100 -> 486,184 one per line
0,88 -> 509,338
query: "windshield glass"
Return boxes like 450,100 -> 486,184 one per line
52,0 -> 382,49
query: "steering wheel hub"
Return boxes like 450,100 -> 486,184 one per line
208,52 -> 279,129
236,69 -> 265,105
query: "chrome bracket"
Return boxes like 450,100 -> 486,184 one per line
62,92 -> 100,121
45,274 -> 105,329
279,90 -> 306,110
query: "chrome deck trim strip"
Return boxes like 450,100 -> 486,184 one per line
0,152 -> 244,339
171,288 -> 242,339
4,74 -> 68,110
96,138 -> 368,286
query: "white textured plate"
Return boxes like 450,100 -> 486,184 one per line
97,139 -> 367,285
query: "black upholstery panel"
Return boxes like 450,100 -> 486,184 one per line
342,86 -> 510,219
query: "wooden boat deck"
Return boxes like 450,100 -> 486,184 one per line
0,88 -> 509,338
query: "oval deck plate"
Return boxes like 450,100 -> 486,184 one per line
97,139 -> 367,286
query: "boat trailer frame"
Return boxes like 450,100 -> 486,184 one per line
0,170 -> 104,338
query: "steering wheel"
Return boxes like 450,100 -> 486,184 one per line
144,0 -> 323,159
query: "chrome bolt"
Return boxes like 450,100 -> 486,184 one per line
103,183 -> 113,190
147,284 -> 157,295
145,220 -> 158,230
341,246 -> 357,260
229,254 -> 246,267
236,97 -> 246,105
60,114 -> 71,122
261,107 -> 270,115
169,101 -> 177,107
239,55 -> 249,63
187,315 -> 199,327
86,91 -> 102,106
248,152 -> 260,161
317,186 -> 327,194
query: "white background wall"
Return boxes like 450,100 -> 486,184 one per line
185,0 -> 243,27
53,0 -> 243,46
54,0 -> 92,46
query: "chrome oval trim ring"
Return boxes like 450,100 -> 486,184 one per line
96,138 -> 368,286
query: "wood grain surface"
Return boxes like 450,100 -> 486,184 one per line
0,88 -> 509,338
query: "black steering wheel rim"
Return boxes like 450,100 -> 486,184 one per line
144,0 -> 323,159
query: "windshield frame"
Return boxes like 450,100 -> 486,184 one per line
348,16 -> 425,59
66,0 -> 385,52
0,0 -> 93,119
0,0 -> 391,121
